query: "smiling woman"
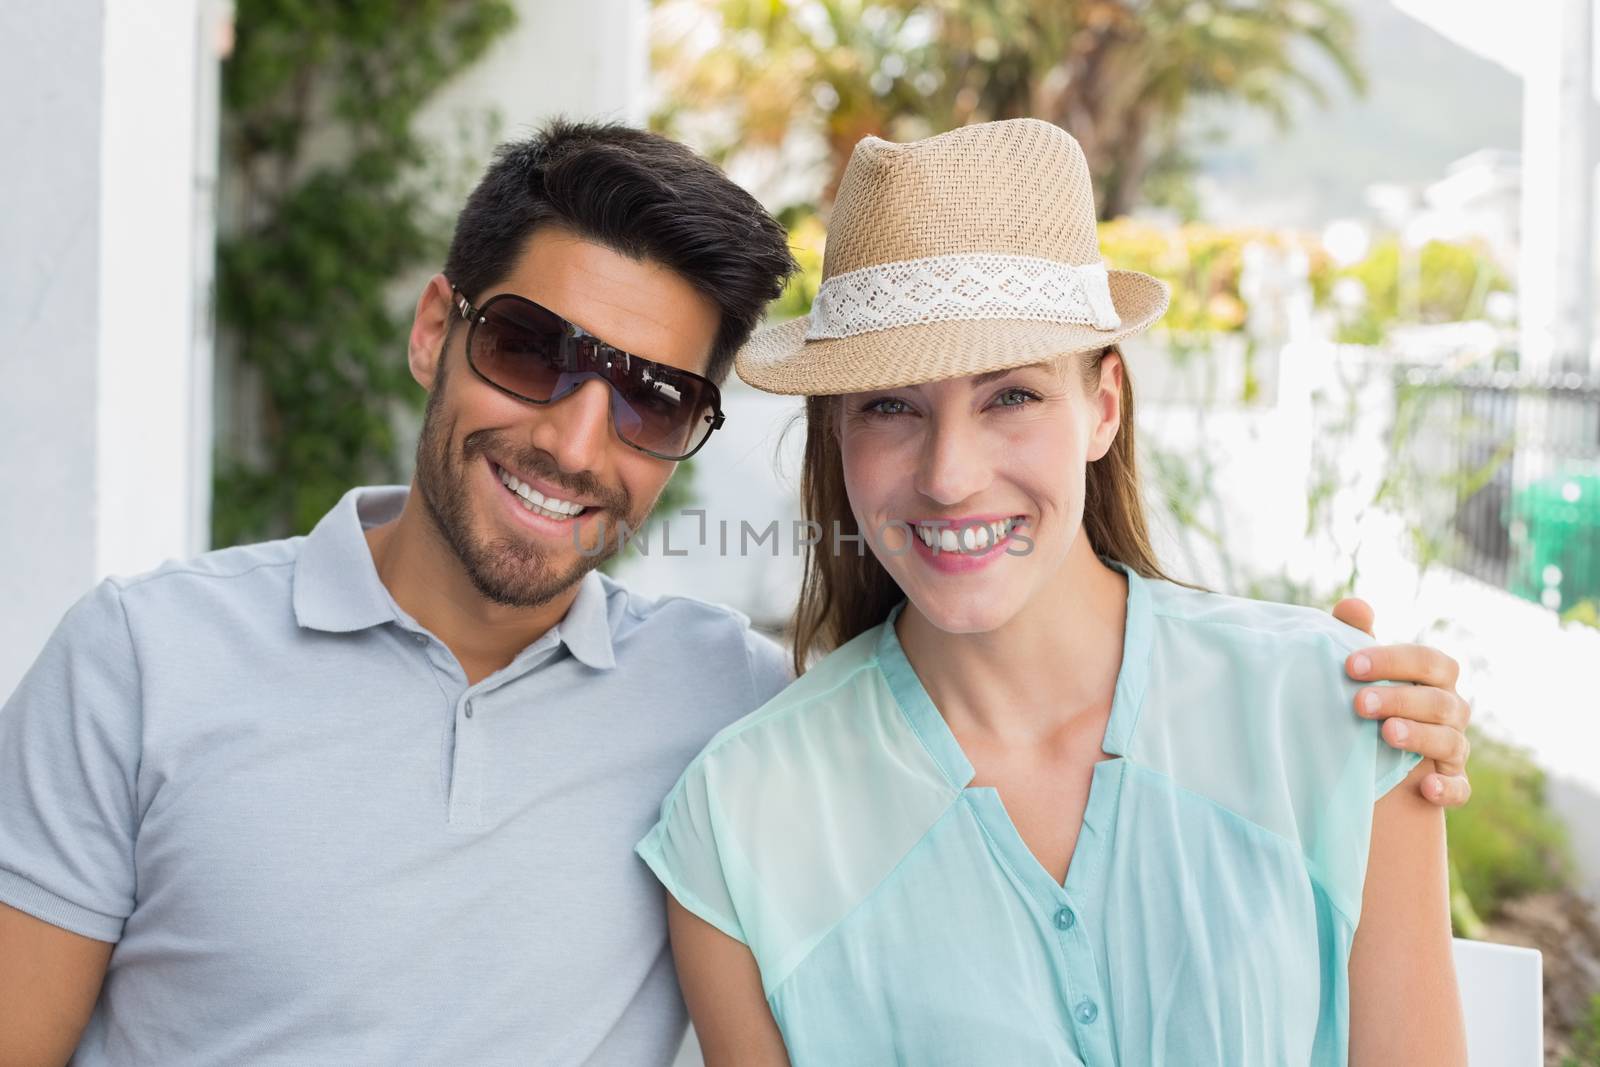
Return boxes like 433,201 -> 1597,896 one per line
636,119 -> 1467,1067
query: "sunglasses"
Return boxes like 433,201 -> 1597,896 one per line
452,287 -> 725,461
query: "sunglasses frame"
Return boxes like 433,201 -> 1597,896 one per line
451,286 -> 726,462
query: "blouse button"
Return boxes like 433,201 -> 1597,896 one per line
1074,998 -> 1099,1024
1053,906 -> 1076,930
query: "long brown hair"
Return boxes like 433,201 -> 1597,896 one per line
789,345 -> 1198,676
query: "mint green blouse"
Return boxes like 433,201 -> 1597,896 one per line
636,560 -> 1419,1065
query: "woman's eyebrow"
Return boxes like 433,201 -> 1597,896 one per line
972,362 -> 1052,386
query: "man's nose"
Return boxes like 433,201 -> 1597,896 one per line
531,376 -> 615,475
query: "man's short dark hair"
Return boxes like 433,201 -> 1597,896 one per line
443,119 -> 797,384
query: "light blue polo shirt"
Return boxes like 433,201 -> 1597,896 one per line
0,485 -> 792,1066
636,559 -> 1420,1066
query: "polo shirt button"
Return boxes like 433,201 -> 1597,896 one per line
413,634 -> 426,645
1074,998 -> 1099,1024
1054,906 -> 1075,930
464,704 -> 474,719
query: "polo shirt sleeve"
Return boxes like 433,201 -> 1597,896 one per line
634,754 -> 748,945
0,579 -> 142,942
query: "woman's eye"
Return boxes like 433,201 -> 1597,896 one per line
992,387 -> 1040,409
862,397 -> 911,417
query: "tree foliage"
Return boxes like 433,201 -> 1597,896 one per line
215,0 -> 516,545
653,0 -> 1363,218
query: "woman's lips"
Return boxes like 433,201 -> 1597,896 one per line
899,516 -> 1028,574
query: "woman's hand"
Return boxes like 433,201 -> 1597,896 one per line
1331,598 -> 1473,809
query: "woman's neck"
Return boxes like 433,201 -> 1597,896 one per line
895,538 -> 1128,748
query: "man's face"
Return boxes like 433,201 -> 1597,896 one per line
409,227 -> 722,608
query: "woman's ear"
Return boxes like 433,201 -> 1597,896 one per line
1086,348 -> 1123,463
408,273 -> 456,391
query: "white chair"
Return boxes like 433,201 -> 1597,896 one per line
671,939 -> 1545,1066
1453,937 -> 1545,1065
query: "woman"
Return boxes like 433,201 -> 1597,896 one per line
636,120 -> 1465,1065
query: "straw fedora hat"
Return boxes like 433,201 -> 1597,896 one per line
735,118 -> 1170,396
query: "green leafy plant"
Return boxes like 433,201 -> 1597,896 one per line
1563,994 -> 1600,1067
215,0 -> 516,545
1446,729 -> 1575,931
653,0 -> 1362,219
1331,236 -> 1511,345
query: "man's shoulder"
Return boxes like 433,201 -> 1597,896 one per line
596,573 -> 793,705
27,538 -> 306,698
108,537 -> 303,615
597,570 -> 757,634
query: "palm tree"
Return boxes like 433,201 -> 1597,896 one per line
652,0 -> 1363,218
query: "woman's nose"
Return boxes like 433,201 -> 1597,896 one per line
912,414 -> 991,506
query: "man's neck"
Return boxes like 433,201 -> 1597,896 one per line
363,486 -> 579,685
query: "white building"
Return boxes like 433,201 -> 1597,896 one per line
0,0 -> 646,697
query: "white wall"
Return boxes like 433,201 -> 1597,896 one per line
415,0 -> 649,173
6,0 -> 655,698
0,3 -> 220,696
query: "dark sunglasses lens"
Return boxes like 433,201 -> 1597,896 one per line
469,299 -> 568,401
467,294 -> 719,459
610,363 -> 717,458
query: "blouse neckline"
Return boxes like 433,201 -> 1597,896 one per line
875,556 -> 1156,791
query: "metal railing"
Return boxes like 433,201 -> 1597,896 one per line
1391,367 -> 1600,612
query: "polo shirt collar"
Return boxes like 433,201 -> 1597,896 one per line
292,485 -> 619,670
293,485 -> 408,633
551,571 -> 617,671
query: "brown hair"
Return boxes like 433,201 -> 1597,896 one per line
788,346 -> 1200,676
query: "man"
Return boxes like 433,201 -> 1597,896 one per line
0,121 -> 1472,1066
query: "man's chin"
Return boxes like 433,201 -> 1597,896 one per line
463,552 -> 593,609
463,520 -> 629,609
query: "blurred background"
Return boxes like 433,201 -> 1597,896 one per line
4,1 -> 1600,1060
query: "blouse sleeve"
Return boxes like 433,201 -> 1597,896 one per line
635,756 -> 747,945
1298,630 -> 1423,924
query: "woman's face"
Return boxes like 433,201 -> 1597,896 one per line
836,352 -> 1124,634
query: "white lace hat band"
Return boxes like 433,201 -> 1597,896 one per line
804,253 -> 1122,341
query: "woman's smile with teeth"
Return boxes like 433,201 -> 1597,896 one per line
495,464 -> 586,521
914,517 -> 1021,553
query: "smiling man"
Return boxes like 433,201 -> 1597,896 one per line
0,121 -> 1474,1067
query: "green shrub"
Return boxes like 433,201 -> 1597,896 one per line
215,1 -> 516,545
1446,728 -> 1575,932
1563,994 -> 1600,1067
1332,236 -> 1510,345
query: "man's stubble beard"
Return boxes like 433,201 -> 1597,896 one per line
412,354 -> 652,609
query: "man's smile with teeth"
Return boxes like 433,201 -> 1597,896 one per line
494,462 -> 587,522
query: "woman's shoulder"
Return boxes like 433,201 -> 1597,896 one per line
1133,576 -> 1389,760
685,621 -> 891,770
1126,578 -> 1418,908
1143,577 -> 1372,659
658,615 -> 958,831
639,617 -> 962,982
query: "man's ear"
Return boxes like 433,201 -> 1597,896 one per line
409,273 -> 456,391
